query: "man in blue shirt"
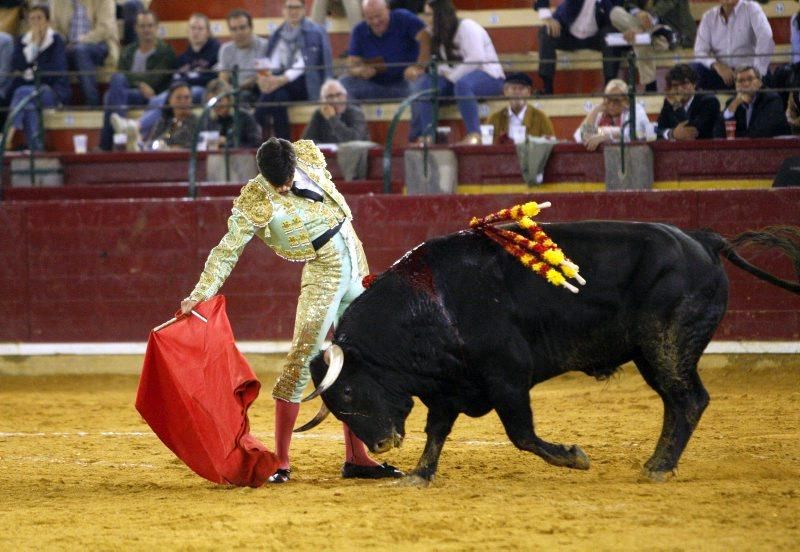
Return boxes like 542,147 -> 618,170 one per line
340,0 -> 429,100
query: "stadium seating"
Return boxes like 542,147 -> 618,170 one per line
0,0 -> 794,198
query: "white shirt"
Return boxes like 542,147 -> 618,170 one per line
694,0 -> 774,76
293,167 -> 324,197
508,105 -> 528,142
436,19 -> 505,83
570,0 -> 599,40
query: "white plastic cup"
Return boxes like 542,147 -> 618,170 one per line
73,134 -> 88,154
113,132 -> 127,152
204,130 -> 220,151
509,126 -> 526,144
479,124 -> 494,145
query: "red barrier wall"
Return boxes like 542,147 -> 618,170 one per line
1,189 -> 798,343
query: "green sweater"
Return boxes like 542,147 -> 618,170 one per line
118,39 -> 176,93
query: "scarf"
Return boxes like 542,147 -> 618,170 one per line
273,23 -> 301,74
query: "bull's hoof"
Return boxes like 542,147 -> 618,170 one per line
394,474 -> 432,488
570,445 -> 591,470
541,444 -> 590,470
639,467 -> 678,483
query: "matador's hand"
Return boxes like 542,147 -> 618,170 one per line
180,297 -> 200,315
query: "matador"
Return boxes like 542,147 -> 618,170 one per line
180,138 -> 402,483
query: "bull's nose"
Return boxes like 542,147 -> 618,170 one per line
373,437 -> 393,453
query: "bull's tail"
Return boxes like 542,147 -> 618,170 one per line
690,226 -> 800,294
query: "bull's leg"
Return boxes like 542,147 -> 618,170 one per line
494,390 -> 590,470
405,405 -> 459,484
634,357 -> 710,481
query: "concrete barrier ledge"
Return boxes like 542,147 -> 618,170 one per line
0,342 -> 797,376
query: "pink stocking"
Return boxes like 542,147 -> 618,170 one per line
343,423 -> 380,467
274,399 -> 300,470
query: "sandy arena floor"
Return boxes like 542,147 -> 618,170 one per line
0,354 -> 798,550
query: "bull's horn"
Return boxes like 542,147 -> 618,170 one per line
293,404 -> 330,433
301,344 -> 343,402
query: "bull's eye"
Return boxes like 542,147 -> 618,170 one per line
342,385 -> 352,403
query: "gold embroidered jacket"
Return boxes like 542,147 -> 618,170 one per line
189,140 -> 358,301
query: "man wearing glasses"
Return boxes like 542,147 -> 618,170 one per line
216,9 -> 268,105
255,0 -> 333,140
723,66 -> 790,138
302,79 -> 369,143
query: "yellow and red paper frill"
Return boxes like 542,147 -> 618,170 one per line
470,201 -> 586,293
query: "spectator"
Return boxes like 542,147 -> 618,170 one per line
574,78 -> 651,150
0,0 -> 24,36
216,9 -> 267,105
302,78 -> 369,142
116,0 -> 143,47
5,5 -> 70,151
609,2 -> 675,92
534,0 -> 621,95
50,0 -> 119,106
144,81 -> 199,150
255,0 -> 333,140
409,0 -> 504,145
691,0 -> 774,91
340,0 -> 429,100
99,10 -> 176,151
311,0 -> 362,29
617,0 -> 695,47
656,64 -> 723,139
485,72 -> 554,144
201,78 -> 262,148
723,65 -> 790,138
771,9 -> 800,110
137,13 -> 220,140
0,31 -> 13,108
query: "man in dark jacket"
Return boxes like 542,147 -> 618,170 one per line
723,65 -> 791,138
657,64 -> 722,139
99,9 -> 175,150
534,0 -> 622,95
255,0 -> 333,140
301,79 -> 369,143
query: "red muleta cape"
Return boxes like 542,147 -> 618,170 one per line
135,295 -> 278,487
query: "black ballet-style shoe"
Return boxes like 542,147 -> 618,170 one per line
341,462 -> 404,479
267,468 -> 291,483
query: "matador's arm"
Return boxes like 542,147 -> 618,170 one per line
188,211 -> 259,301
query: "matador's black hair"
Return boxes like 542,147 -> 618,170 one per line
256,138 -> 296,187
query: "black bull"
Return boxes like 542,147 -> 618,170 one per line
303,221 -> 800,483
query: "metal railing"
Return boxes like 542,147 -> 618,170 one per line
619,51 -> 639,176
